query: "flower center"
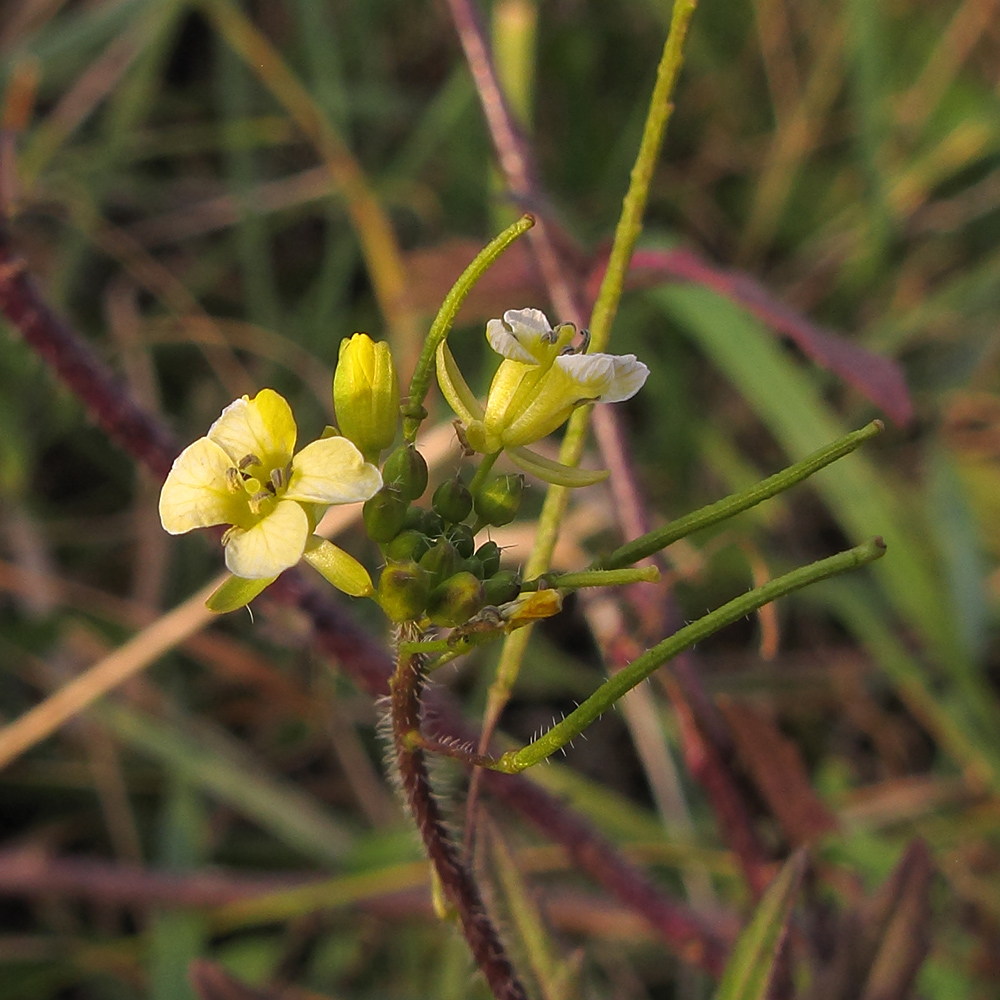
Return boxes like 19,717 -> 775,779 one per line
225,452 -> 294,517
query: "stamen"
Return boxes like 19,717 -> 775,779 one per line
239,453 -> 262,471
270,467 -> 284,491
247,490 -> 272,514
225,467 -> 242,492
221,526 -> 238,546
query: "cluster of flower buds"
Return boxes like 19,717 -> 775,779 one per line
371,444 -> 524,624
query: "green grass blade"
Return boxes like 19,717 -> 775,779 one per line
712,850 -> 807,1000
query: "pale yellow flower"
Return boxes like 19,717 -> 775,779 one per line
159,389 -> 382,579
437,308 -> 648,485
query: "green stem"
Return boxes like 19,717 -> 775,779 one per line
469,450 -> 501,495
520,566 -> 660,592
402,215 -> 534,443
491,537 -> 886,773
587,0 -> 699,355
601,420 -> 884,570
484,7 -> 699,743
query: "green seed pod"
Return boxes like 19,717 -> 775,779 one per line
432,476 -> 473,524
474,474 -> 524,527
427,571 -> 485,627
377,560 -> 431,622
482,569 -> 521,606
363,486 -> 409,543
403,506 -> 444,539
475,541 -> 501,578
419,539 -> 458,586
382,444 -> 428,501
446,523 -> 475,559
457,556 -> 485,580
384,528 -> 431,563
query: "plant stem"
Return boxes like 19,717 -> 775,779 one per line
480,2 -> 701,762
600,420 -> 884,570
491,537 -> 886,773
470,450 -> 501,495
520,566 -> 660,592
402,216 -> 534,443
389,623 -> 528,1000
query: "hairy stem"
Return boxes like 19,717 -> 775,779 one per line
390,623 -> 528,1000
493,538 -> 887,773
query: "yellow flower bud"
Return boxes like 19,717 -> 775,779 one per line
334,333 -> 400,460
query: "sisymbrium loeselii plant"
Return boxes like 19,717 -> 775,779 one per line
158,214 -> 887,1000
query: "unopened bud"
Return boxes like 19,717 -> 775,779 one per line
445,523 -> 475,559
482,569 -> 521,605
433,475 -> 473,524
377,561 -> 431,622
474,473 -> 524,527
385,528 -> 431,563
419,538 -> 459,587
427,571 -> 485,627
334,333 -> 399,459
382,444 -> 428,501
363,486 -> 408,543
475,541 -> 501,578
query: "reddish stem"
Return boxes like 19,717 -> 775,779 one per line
390,626 -> 528,1000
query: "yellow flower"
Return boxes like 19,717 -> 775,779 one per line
333,333 -> 399,460
159,389 -> 382,580
436,308 -> 648,485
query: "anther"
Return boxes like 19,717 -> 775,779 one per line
239,453 -> 262,471
225,467 -> 242,492
248,490 -> 272,514
270,467 -> 284,491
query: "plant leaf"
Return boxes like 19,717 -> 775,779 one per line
712,850 -> 807,1000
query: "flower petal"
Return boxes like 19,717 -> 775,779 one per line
486,308 -> 554,364
224,499 -> 309,578
553,353 -> 616,396
285,436 -> 382,504
207,388 -> 297,466
159,437 -> 244,534
601,355 -> 649,402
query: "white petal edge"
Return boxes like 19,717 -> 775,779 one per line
207,389 -> 297,466
224,499 -> 309,578
159,437 -> 239,534
285,436 -> 382,504
487,307 -> 555,363
602,355 -> 650,403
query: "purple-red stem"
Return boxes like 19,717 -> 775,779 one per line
391,628 -> 528,1000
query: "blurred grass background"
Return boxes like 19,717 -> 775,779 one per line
1,0 -> 999,997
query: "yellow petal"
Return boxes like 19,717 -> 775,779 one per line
223,499 -> 309,578
499,362 -> 584,448
159,437 -> 244,534
436,342 -> 485,426
285,437 -> 382,504
207,388 -> 297,466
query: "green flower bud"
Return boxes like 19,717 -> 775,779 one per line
404,506 -> 444,539
377,560 -> 431,622
334,333 -> 400,459
457,556 -> 485,579
385,528 -> 431,563
363,486 -> 408,543
427,571 -> 485,627
432,475 -> 473,524
419,538 -> 458,586
482,569 -> 521,605
382,444 -> 428,501
475,541 -> 501,578
445,523 -> 475,559
474,473 -> 524,527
